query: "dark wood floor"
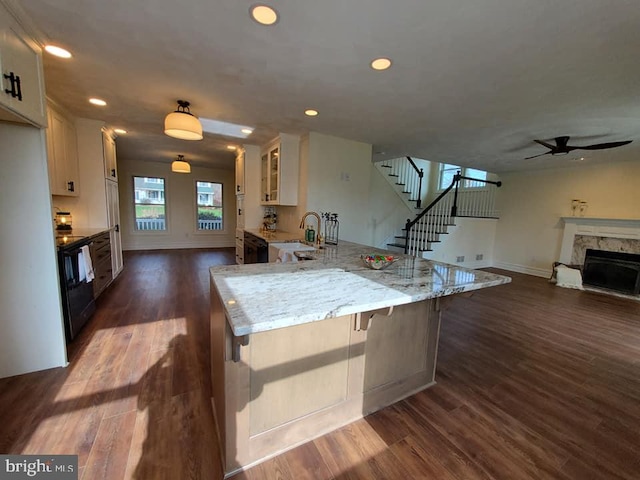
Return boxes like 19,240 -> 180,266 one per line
1,249 -> 639,479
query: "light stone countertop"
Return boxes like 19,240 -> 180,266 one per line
243,228 -> 305,243
211,240 -> 511,336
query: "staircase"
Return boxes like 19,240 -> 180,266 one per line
376,158 -> 502,257
377,157 -> 425,211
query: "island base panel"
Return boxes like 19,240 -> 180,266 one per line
210,293 -> 441,475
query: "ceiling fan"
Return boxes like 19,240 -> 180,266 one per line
525,136 -> 632,159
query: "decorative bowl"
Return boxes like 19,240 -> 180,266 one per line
361,254 -> 397,270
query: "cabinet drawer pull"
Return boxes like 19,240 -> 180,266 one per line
67,181 -> 75,192
3,72 -> 22,101
14,75 -> 22,101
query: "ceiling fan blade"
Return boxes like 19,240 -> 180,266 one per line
573,140 -> 633,151
555,136 -> 571,149
533,139 -> 556,150
524,151 -> 551,160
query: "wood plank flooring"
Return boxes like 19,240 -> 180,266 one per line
1,250 -> 639,479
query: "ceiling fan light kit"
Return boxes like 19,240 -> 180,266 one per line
164,100 -> 203,141
171,154 -> 191,173
525,135 -> 632,160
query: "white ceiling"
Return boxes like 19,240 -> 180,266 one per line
16,0 -> 640,172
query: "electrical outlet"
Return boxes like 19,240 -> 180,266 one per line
476,254 -> 483,261
456,255 -> 465,263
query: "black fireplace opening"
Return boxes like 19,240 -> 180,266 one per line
582,249 -> 640,295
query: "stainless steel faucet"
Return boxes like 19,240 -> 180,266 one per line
299,211 -> 321,245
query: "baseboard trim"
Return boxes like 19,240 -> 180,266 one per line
492,261 -> 551,278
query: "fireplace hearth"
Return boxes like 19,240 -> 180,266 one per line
583,249 -> 640,295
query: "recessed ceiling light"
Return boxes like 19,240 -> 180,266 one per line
44,45 -> 72,58
371,58 -> 392,71
227,145 -> 236,150
89,98 -> 107,106
305,109 -> 318,117
241,128 -> 253,135
114,128 -> 127,135
250,4 -> 279,25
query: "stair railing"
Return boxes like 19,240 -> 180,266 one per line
380,157 -> 424,208
405,156 -> 424,208
404,171 -> 502,256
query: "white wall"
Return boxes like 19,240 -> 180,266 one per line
368,167 -> 414,249
423,218 -> 497,268
306,132 -> 374,243
0,122 -> 67,378
274,132 -> 379,244
118,158 -> 236,250
493,159 -> 640,277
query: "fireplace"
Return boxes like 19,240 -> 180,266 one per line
583,249 -> 640,295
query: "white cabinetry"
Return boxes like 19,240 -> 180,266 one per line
102,130 -> 118,181
102,129 -> 123,278
260,134 -> 299,206
106,179 -> 123,277
0,2 -> 46,127
46,102 -> 79,196
235,148 -> 245,195
236,196 -> 245,264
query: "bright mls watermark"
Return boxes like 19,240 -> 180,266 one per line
0,456 -> 77,479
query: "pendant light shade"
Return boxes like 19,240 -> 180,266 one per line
164,100 -> 203,140
171,154 -> 191,173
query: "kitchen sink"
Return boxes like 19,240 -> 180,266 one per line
268,242 -> 316,262
271,242 -> 316,251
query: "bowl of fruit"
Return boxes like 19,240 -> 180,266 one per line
361,254 -> 397,270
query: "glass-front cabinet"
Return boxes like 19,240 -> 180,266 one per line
260,134 -> 298,206
268,144 -> 279,203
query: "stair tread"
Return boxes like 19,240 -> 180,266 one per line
386,242 -> 432,252
402,229 -> 451,233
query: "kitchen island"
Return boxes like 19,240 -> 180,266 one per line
210,241 -> 510,476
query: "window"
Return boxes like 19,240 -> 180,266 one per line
196,181 -> 223,231
438,164 -> 488,189
133,176 -> 166,230
463,168 -> 488,188
438,164 -> 460,190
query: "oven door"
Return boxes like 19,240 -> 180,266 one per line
59,244 -> 96,341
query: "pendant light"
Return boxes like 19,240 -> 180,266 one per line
164,100 -> 203,140
171,154 -> 191,173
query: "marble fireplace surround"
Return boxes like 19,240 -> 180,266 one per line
559,217 -> 640,265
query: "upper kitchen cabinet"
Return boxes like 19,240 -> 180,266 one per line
235,148 -> 245,195
260,134 -> 299,206
0,2 -> 46,127
102,129 -> 118,181
46,101 -> 79,196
